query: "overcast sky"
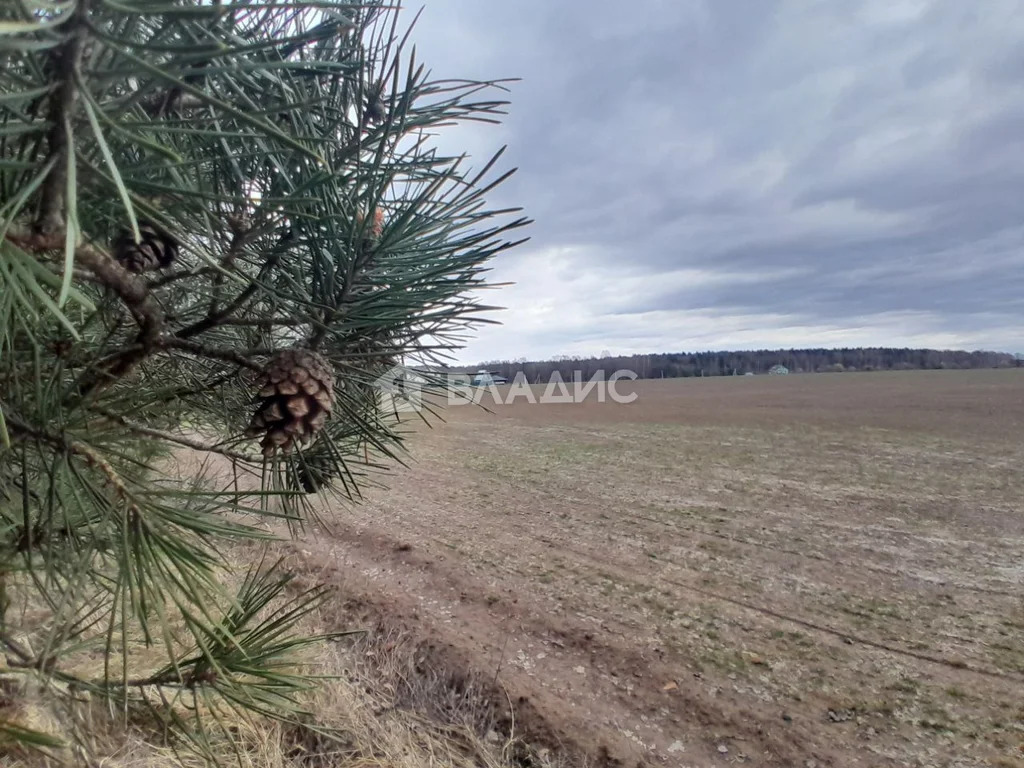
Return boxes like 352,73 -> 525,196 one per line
408,0 -> 1024,363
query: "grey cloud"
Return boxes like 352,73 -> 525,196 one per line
411,0 -> 1024,358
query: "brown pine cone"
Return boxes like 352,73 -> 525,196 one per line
247,349 -> 335,457
356,208 -> 384,254
113,221 -> 179,273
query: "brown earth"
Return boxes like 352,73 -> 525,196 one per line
293,369 -> 1024,768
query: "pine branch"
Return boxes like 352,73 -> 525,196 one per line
175,229 -> 294,340
154,369 -> 242,403
34,0 -> 91,235
4,412 -> 138,513
6,231 -> 164,394
0,2 -> 527,755
149,266 -> 216,289
158,338 -> 267,372
308,237 -> 381,350
205,215 -> 253,321
89,407 -> 263,463
215,316 -> 309,327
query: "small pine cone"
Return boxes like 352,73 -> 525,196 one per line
364,97 -> 386,125
356,208 -> 384,254
294,453 -> 334,494
113,221 -> 179,273
247,348 -> 335,457
363,87 -> 386,124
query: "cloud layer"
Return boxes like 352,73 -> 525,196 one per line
409,0 -> 1024,361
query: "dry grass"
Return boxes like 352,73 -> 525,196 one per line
2,551 -> 570,768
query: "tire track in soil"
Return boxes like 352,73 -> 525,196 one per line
285,520 -> 856,768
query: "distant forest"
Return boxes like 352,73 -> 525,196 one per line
475,348 -> 1023,381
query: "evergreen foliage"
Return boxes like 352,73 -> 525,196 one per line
0,0 -> 526,759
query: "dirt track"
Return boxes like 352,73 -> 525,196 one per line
296,370 -> 1024,767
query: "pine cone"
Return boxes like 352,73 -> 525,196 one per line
363,86 -> 386,124
247,349 -> 334,457
113,221 -> 179,273
364,98 -> 386,125
294,452 -> 334,493
356,208 -> 384,254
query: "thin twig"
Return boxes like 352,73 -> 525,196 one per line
307,240 -> 379,350
89,407 -> 262,463
5,413 -> 138,513
206,218 -> 251,320
176,228 -> 294,339
157,337 -> 267,371
214,315 -> 308,327
149,265 -> 215,289
0,632 -> 34,664
491,631 -> 511,689
156,368 -> 241,403
1,630 -> 175,690
88,337 -> 269,374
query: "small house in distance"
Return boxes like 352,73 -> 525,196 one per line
471,369 -> 508,386
768,364 -> 790,376
406,366 -> 507,386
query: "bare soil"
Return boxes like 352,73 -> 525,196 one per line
294,370 -> 1024,767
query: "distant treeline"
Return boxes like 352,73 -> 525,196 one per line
475,348 -> 1022,381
